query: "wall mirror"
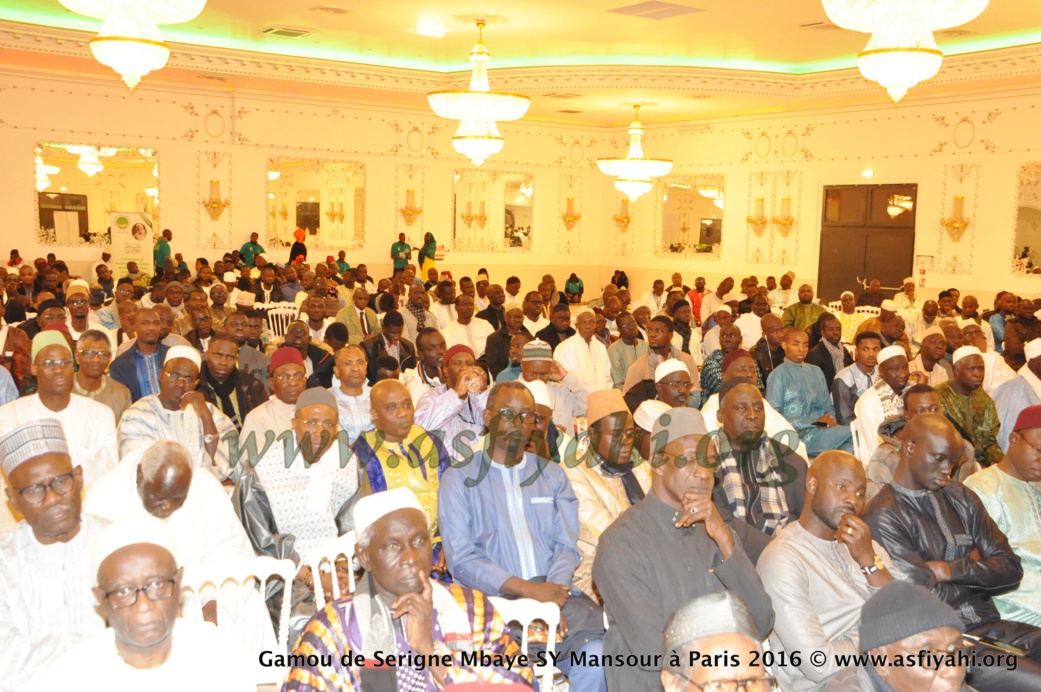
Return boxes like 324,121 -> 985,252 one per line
657,174 -> 725,259
453,170 -> 534,252
35,142 -> 158,247
267,158 -> 365,252
1014,163 -> 1041,274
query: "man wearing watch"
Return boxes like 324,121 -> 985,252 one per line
757,451 -> 900,692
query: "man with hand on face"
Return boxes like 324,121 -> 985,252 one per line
965,405 -> 1041,628
767,327 -> 854,456
440,382 -> 608,691
757,451 -> 898,691
282,320 -> 335,389
936,346 -> 1002,468
118,346 -> 236,480
415,344 -> 489,463
865,413 -> 1041,689
536,301 -> 576,352
0,420 -> 107,687
220,311 -> 269,390
520,338 -> 591,431
401,327 -> 446,405
594,407 -> 775,692
350,380 -> 451,577
359,310 -> 417,385
37,516 -> 254,690
912,325 -> 953,387
194,335 -> 266,431
284,488 -> 533,690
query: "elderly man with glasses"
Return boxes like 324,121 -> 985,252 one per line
72,328 -> 131,423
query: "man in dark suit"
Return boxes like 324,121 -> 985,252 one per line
281,319 -> 335,389
359,310 -> 416,385
109,307 -> 171,402
476,283 -> 508,332
805,313 -> 853,389
252,265 -> 285,304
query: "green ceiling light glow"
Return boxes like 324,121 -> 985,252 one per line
1,5 -> 1040,77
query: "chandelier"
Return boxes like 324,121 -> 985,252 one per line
65,145 -> 117,177
34,154 -> 60,192
822,0 -> 989,102
598,106 -> 673,202
59,1 -> 207,91
427,21 -> 530,166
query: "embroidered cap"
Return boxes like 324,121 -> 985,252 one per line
521,339 -> 554,363
164,345 -> 202,369
634,400 -> 671,432
0,419 -> 69,477
664,592 -> 760,654
654,358 -> 690,383
877,345 -> 906,364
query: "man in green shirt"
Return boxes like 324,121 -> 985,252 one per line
390,233 -> 411,272
239,232 -> 265,267
782,283 -> 827,332
335,250 -> 350,275
152,228 -> 172,271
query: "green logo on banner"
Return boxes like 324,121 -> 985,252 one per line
115,216 -> 130,230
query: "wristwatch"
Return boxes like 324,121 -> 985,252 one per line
861,555 -> 885,576
203,433 -> 218,444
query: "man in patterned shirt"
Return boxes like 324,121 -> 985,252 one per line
283,488 -> 532,691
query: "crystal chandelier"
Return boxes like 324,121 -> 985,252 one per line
822,0 -> 989,102
34,155 -> 60,192
65,145 -> 116,177
427,21 -> 530,166
59,1 -> 206,90
597,106 -> 673,202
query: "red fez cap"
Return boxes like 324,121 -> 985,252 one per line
444,344 -> 475,366
1013,405 -> 1041,433
268,346 -> 305,374
326,255 -> 335,262
721,348 -> 752,373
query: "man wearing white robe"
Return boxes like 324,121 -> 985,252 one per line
0,330 -> 118,529
0,419 -> 107,691
329,344 -> 375,446
441,294 -> 495,360
994,338 -> 1041,451
118,346 -> 236,480
520,339 -> 592,431
851,346 -> 912,466
237,346 -> 305,477
84,441 -> 276,659
555,308 -> 612,392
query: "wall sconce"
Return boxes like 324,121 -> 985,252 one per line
475,200 -> 487,229
941,196 -> 970,242
400,189 -> 423,226
336,202 -> 345,222
562,197 -> 581,231
202,180 -> 230,221
324,203 -> 338,224
613,198 -> 631,233
460,201 -> 474,228
746,197 -> 767,236
772,197 -> 794,237
278,203 -> 288,220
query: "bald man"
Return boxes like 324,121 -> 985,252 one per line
350,379 -> 450,574
864,413 -> 1041,688
758,451 -> 898,691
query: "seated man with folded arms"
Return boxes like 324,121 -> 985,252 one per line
37,516 -> 253,690
757,451 -> 899,691
0,420 -> 107,690
439,381 -> 607,692
864,413 -> 1041,689
965,405 -> 1041,628
284,488 -> 533,690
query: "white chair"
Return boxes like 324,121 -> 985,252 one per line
827,301 -> 842,313
854,305 -> 881,317
263,302 -> 299,338
180,555 -> 297,684
304,530 -> 358,609
489,596 -> 562,692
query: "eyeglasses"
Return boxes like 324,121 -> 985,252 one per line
660,380 -> 694,390
165,372 -> 197,385
77,349 -> 111,360
275,372 -> 306,384
100,578 -> 178,609
16,472 -> 76,504
298,418 -> 338,430
67,298 -> 89,307
37,358 -> 73,370
491,408 -> 539,425
669,672 -> 777,692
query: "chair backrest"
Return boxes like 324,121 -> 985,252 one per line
489,596 -> 560,692
304,530 -> 358,609
264,303 -> 299,338
179,555 -> 297,681
854,305 -> 881,316
827,301 -> 842,313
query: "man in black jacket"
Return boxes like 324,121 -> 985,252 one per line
475,283 -> 507,332
535,302 -> 576,352
805,314 -> 854,389
359,310 -> 416,385
864,413 -> 1041,689
281,320 -> 334,389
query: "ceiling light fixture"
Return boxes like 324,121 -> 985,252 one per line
58,0 -> 207,91
597,105 -> 673,202
822,0 -> 988,102
414,24 -> 446,38
427,20 -> 530,166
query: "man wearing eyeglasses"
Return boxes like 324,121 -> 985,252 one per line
118,346 -> 236,480
72,328 -> 131,423
662,592 -> 777,692
36,515 -> 254,690
0,419 -> 107,689
440,381 -> 608,692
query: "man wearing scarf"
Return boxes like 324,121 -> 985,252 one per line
284,488 -> 532,691
711,378 -> 807,565
195,335 -> 266,431
851,345 -> 914,466
994,338 -> 1041,451
564,389 -> 651,601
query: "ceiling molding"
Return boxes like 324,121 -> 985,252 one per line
4,20 -> 1041,103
